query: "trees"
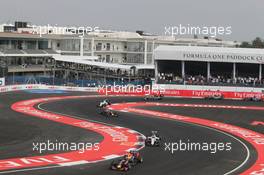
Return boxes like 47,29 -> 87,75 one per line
240,41 -> 252,48
252,37 -> 264,48
239,37 -> 264,48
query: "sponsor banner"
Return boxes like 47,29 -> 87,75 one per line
0,84 -> 262,99
24,89 -> 67,94
0,84 -> 97,93
164,89 -> 264,99
99,88 -> 264,100
0,78 -> 5,86
109,102 -> 264,175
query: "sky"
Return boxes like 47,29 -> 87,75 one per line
0,0 -> 263,41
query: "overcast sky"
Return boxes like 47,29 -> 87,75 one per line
0,0 -> 263,41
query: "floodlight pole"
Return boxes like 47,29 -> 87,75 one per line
232,63 -> 236,84
207,62 -> 211,82
181,61 -> 185,79
259,64 -> 262,84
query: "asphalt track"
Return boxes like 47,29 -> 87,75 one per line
0,91 -> 263,175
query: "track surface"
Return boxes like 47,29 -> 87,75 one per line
0,91 -> 263,175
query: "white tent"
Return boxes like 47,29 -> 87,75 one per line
53,55 -> 132,70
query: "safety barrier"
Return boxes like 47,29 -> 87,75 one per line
98,88 -> 264,100
0,84 -> 98,93
0,84 -> 263,100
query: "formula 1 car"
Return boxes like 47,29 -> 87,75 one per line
110,158 -> 131,171
97,99 -> 111,108
243,96 -> 263,102
145,131 -> 161,146
144,94 -> 164,101
125,150 -> 143,166
204,93 -> 224,100
100,109 -> 118,117
110,151 -> 143,171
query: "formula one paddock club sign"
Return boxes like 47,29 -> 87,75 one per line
0,78 -> 5,86
183,53 -> 264,63
154,46 -> 264,64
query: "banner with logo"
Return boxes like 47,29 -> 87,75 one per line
98,88 -> 264,100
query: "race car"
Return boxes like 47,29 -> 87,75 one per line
204,93 -> 224,100
144,93 -> 164,101
125,150 -> 143,166
110,151 -> 143,171
97,99 -> 111,108
145,131 -> 161,146
243,96 -> 263,102
110,158 -> 131,171
100,109 -> 118,117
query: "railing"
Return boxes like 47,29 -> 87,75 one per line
5,76 -> 146,87
157,79 -> 264,88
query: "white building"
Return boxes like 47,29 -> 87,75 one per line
0,21 -> 240,83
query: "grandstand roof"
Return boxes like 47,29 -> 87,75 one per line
53,55 -> 98,61
53,55 -> 132,70
53,55 -> 154,70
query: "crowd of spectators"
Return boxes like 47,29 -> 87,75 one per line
158,73 -> 184,84
158,72 -> 264,87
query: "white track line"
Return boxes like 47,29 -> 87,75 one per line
102,155 -> 120,159
0,165 -> 62,174
117,104 -> 251,175
58,160 -> 89,166
180,121 -> 250,175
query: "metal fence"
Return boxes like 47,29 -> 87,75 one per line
5,76 -> 146,87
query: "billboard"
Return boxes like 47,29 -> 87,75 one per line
0,78 -> 5,86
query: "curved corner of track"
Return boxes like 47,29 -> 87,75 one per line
0,93 -> 263,175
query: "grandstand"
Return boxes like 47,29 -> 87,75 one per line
154,46 -> 264,87
0,21 -> 240,87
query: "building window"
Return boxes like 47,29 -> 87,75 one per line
96,43 -> 102,51
106,43 -> 111,51
106,55 -> 110,62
